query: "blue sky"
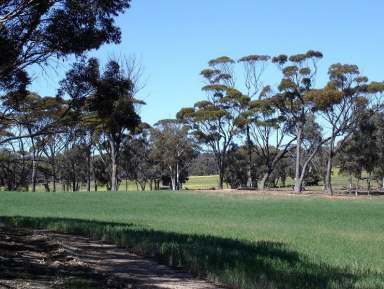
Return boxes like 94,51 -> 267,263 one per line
31,0 -> 384,125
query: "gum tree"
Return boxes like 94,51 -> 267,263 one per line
0,0 -> 131,145
238,54 -> 270,187
242,86 -> 296,190
305,64 -> 384,194
270,50 -> 323,192
177,57 -> 248,189
59,58 -> 143,192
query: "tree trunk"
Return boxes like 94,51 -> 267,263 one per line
176,162 -> 180,190
110,138 -> 118,192
348,174 -> 353,195
139,181 -> 146,191
324,135 -> 335,195
258,172 -> 270,191
355,178 -> 359,197
324,154 -> 334,195
30,139 -> 37,192
294,124 -> 303,193
367,172 -> 371,196
31,154 -> 37,192
218,161 -> 225,189
246,125 -> 253,187
52,176 -> 56,192
52,158 -> 56,192
43,175 -> 50,192
296,144 -> 321,193
86,147 -> 91,192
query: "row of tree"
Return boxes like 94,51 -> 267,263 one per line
177,52 -> 384,194
1,1 -> 384,194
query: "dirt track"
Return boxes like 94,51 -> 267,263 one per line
0,225 -> 223,289
192,188 -> 384,200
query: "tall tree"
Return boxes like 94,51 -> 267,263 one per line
241,85 -> 296,190
177,57 -> 248,189
60,58 -> 143,192
0,0 -> 131,145
151,119 -> 196,191
305,64 -> 384,194
238,55 -> 270,187
270,50 -> 323,192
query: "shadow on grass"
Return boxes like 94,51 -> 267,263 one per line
0,216 -> 382,289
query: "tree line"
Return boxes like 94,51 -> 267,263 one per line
177,53 -> 384,194
1,1 -> 384,194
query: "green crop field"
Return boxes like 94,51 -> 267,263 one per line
0,190 -> 383,289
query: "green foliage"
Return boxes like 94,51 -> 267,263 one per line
0,0 -> 130,89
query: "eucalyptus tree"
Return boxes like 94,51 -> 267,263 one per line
338,111 -> 378,195
270,50 -> 323,192
0,0 -> 131,146
151,119 -> 196,191
121,123 -> 155,191
1,91 -> 64,191
241,85 -> 296,190
305,64 -> 384,194
0,0 -> 130,84
177,57 -> 248,189
238,54 -> 270,187
59,58 -> 143,191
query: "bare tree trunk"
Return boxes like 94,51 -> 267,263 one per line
367,172 -> 371,196
52,158 -> 56,192
139,181 -> 146,191
110,138 -> 118,192
294,124 -> 303,193
218,160 -> 225,189
176,162 -> 180,190
325,135 -> 335,195
31,152 -> 37,192
170,165 -> 176,191
86,147 -> 91,192
52,176 -> 56,192
355,178 -> 359,197
246,125 -> 253,187
296,144 -> 322,193
325,154 -> 333,195
348,174 -> 353,195
43,175 -> 50,192
258,172 -> 270,191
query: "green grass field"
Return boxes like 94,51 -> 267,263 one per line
0,190 -> 383,288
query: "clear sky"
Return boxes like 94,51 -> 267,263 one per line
30,0 -> 384,125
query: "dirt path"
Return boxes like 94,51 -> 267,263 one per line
0,225 -> 223,289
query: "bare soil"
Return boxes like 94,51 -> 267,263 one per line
0,225 -> 223,289
192,188 -> 384,200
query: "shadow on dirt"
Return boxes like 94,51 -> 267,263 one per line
0,216 -> 382,289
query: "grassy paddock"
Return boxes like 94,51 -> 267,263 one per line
0,191 -> 383,289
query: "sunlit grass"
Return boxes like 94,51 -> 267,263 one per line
0,190 -> 383,288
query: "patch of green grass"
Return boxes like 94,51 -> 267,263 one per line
0,191 -> 383,289
184,175 -> 219,189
